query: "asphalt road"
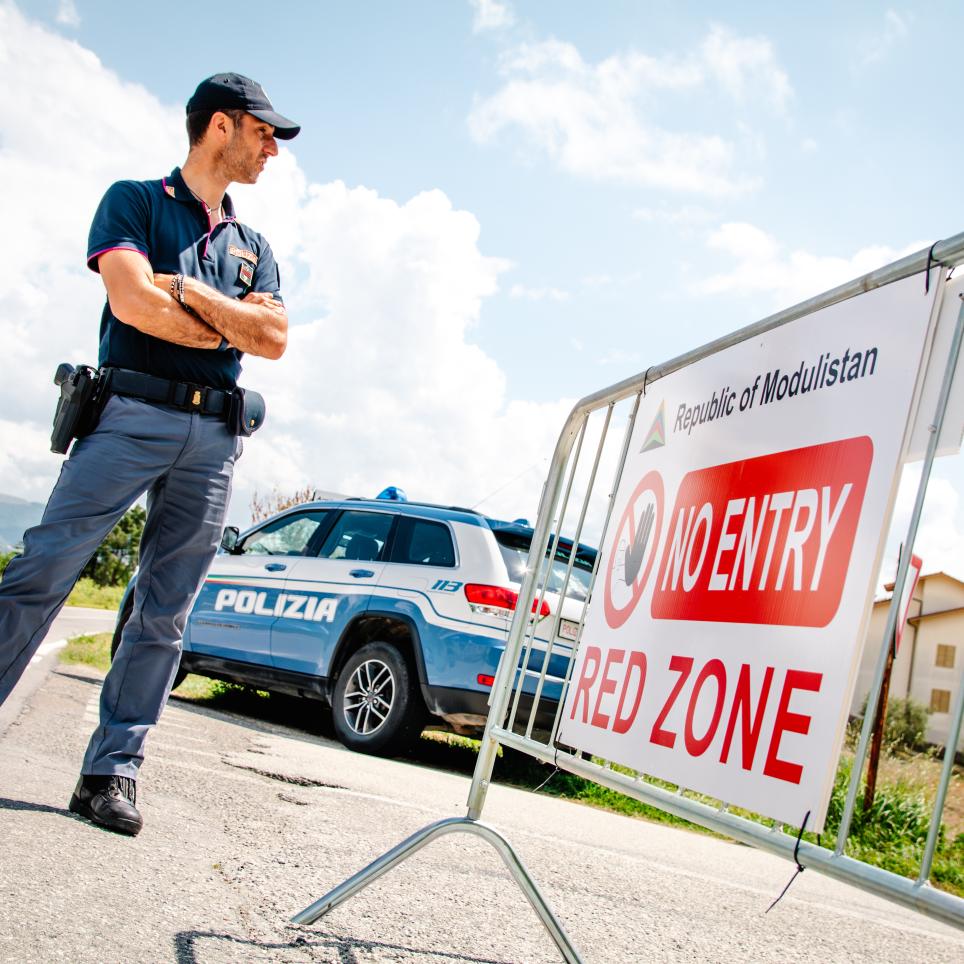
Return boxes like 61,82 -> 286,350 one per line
0,605 -> 116,738
0,645 -> 962,962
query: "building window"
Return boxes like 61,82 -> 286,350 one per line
930,689 -> 951,714
935,644 -> 956,669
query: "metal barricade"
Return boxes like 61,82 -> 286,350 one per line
293,234 -> 964,962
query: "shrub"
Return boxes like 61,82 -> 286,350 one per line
80,506 -> 145,587
853,694 -> 929,752
883,696 -> 929,751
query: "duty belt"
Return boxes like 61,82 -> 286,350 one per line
106,368 -> 231,418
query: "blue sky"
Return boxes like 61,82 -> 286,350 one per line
37,0 -> 964,399
2,1 -> 962,578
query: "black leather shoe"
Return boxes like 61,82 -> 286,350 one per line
68,775 -> 143,836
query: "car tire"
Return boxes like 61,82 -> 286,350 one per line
332,641 -> 425,756
111,596 -> 187,693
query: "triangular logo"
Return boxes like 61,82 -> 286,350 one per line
640,401 -> 666,452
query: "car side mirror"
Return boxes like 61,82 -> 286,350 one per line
220,526 -> 241,554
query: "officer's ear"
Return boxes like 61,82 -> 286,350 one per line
209,110 -> 238,142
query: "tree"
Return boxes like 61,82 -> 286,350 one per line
81,506 -> 146,587
0,549 -> 18,577
249,486 -> 324,523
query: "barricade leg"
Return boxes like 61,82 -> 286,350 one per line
291,816 -> 583,964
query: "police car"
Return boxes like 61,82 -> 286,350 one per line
112,493 -> 597,756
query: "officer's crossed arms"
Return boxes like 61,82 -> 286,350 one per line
99,249 -> 288,359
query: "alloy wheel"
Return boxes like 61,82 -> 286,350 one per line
342,658 -> 395,735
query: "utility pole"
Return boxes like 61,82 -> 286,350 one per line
863,632 -> 895,811
864,549 -> 922,811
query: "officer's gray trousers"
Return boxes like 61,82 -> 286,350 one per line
0,395 -> 239,778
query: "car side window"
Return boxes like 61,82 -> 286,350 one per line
390,517 -> 456,568
317,510 -> 393,562
241,510 -> 331,556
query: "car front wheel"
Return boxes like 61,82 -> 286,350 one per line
332,641 -> 425,756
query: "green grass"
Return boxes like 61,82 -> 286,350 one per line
809,757 -> 964,895
174,673 -> 226,700
59,632 -> 225,702
60,632 -> 112,670
65,579 -> 124,610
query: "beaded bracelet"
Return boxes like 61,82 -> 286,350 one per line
169,273 -> 195,315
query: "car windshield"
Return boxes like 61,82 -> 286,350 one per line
493,528 -> 596,602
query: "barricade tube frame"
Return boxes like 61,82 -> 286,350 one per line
293,234 -> 964,958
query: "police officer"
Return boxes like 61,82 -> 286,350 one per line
0,73 -> 298,835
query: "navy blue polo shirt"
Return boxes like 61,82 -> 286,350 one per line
87,167 -> 283,390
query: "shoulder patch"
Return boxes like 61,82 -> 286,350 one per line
228,244 -> 259,265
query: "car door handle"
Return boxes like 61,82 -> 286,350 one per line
265,563 -> 287,572
349,569 -> 375,578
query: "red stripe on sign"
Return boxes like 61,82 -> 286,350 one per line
651,437 -> 873,627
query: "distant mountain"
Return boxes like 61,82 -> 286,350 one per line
0,494 -> 34,505
0,493 -> 45,551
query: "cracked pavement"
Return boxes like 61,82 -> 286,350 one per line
1,655 -> 963,962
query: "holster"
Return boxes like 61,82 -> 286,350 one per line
50,364 -> 110,455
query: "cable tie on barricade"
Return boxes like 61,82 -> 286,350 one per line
532,749 -> 561,793
764,810 -> 810,915
924,241 -> 945,294
642,367 -> 654,396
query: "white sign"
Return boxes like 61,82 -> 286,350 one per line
558,273 -> 939,830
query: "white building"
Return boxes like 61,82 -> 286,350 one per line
851,571 -> 964,750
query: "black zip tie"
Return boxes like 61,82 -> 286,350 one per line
925,241 -> 943,294
765,810 -> 810,914
642,367 -> 654,397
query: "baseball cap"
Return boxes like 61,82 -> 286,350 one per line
186,73 -> 300,140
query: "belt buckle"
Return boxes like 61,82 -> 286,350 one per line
184,383 -> 205,412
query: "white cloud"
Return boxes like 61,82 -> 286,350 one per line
857,9 -> 911,68
579,270 -> 641,290
633,204 -> 714,227
468,27 -> 791,195
470,0 -> 514,33
883,464 -> 964,586
694,222 -> 924,307
700,24 -> 791,113
596,348 -> 640,368
55,0 -> 79,27
0,419 -> 60,503
0,5 -> 570,527
509,282 -> 570,302
0,4 -> 184,432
